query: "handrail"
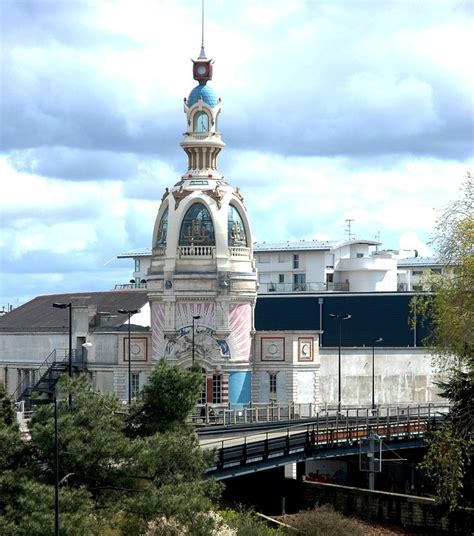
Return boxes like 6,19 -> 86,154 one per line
193,403 -> 451,428
205,409 -> 447,475
200,404 -> 450,450
12,348 -> 73,401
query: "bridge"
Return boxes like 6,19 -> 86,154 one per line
197,405 -> 449,480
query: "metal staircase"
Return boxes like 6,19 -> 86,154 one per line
13,349 -> 78,409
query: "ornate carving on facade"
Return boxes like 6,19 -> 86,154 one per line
172,187 -> 192,209
233,187 -> 244,204
203,185 -> 225,209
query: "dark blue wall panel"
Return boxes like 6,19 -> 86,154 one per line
255,294 -> 430,348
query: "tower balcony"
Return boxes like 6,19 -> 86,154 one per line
178,245 -> 215,258
229,246 -> 251,258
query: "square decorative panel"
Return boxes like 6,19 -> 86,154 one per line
123,337 -> 148,362
261,337 -> 285,361
298,337 -> 314,362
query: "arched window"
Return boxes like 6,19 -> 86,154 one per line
193,111 -> 209,132
156,206 -> 168,246
228,205 -> 248,247
179,203 -> 215,246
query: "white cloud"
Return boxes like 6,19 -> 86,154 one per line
0,0 -> 473,305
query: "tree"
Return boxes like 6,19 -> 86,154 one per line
414,172 -> 474,508
2,361 -> 221,535
130,359 -> 203,436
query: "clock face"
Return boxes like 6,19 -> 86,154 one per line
196,64 -> 207,76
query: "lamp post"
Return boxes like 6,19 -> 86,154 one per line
30,396 -> 59,536
329,313 -> 351,412
118,309 -> 139,405
371,337 -> 383,411
52,302 -> 72,378
192,315 -> 201,364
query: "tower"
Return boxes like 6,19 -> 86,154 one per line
147,44 -> 257,405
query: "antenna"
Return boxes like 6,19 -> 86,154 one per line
345,219 -> 355,240
375,230 -> 381,252
200,0 -> 206,58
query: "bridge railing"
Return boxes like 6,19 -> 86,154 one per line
192,402 -> 451,426
202,405 -> 450,477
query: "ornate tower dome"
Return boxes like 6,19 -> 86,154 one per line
147,45 -> 257,406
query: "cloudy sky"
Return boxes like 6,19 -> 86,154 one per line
1,0 -> 473,308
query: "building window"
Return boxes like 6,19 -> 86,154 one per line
431,268 -> 442,274
412,270 -> 423,276
293,273 -> 306,291
278,274 -> 285,283
179,203 -> 215,246
198,368 -> 207,404
356,253 -> 364,258
156,206 -> 169,246
134,259 -> 140,272
278,254 -> 286,263
269,373 -> 277,400
212,375 -> 222,403
131,372 -> 140,400
193,111 -> 209,132
293,254 -> 299,269
228,205 -> 248,246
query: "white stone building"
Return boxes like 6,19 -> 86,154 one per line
397,256 -> 445,291
0,43 -> 445,411
254,239 -> 398,293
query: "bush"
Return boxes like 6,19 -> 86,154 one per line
285,505 -> 365,536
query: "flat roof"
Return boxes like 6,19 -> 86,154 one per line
117,247 -> 152,259
397,256 -> 442,267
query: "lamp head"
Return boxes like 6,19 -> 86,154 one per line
52,302 -> 68,309
193,315 -> 201,320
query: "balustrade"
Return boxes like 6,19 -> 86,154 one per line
178,245 -> 215,258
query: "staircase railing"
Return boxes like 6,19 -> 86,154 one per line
12,349 -> 74,402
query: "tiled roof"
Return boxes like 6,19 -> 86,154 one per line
0,290 -> 149,330
187,84 -> 218,107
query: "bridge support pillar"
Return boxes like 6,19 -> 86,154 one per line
284,462 -> 297,480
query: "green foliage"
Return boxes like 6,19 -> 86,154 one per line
413,172 -> 474,508
0,381 -> 16,427
0,472 -> 100,535
3,366 -> 221,535
130,359 -> 203,436
420,424 -> 473,510
30,376 -> 138,496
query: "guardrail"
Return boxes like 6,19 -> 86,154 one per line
192,403 -> 450,427
204,406 -> 448,478
260,282 -> 350,293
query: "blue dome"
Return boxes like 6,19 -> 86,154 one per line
187,84 -> 218,108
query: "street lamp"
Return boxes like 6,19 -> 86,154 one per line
52,303 -> 72,378
329,313 -> 351,412
371,337 -> 383,411
192,315 -> 201,364
118,309 -> 140,405
30,395 -> 60,536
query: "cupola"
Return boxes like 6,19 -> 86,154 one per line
181,46 -> 224,180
